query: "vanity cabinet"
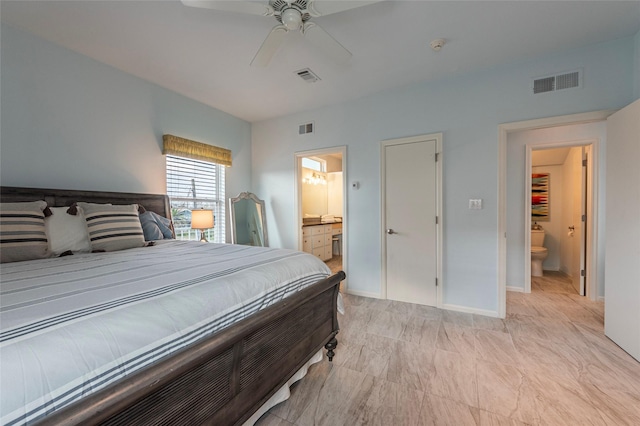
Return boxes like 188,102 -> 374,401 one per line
331,223 -> 343,255
302,224 -> 333,261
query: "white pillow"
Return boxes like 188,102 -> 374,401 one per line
45,207 -> 92,255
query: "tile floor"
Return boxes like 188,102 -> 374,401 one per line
255,272 -> 640,425
325,255 -> 343,275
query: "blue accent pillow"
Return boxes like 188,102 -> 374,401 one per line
139,211 -> 174,241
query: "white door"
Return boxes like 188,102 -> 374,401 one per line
605,99 -> 640,362
579,148 -> 588,296
571,148 -> 587,296
383,137 -> 438,306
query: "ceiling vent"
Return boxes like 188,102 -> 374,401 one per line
299,122 -> 314,135
295,68 -> 321,83
532,70 -> 582,94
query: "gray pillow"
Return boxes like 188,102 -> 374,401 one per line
139,211 -> 174,241
0,201 -> 49,263
77,202 -> 145,252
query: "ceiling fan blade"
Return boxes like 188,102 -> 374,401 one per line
302,22 -> 351,64
181,1 -> 274,16
306,0 -> 383,17
251,25 -> 288,67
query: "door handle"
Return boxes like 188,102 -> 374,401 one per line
386,229 -> 397,235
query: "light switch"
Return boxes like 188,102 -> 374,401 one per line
469,199 -> 482,210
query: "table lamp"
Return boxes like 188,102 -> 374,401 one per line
191,209 -> 214,242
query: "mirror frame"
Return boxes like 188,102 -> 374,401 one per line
229,192 -> 268,247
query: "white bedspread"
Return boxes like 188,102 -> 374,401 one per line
0,241 -> 331,425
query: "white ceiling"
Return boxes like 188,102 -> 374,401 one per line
2,1 -> 639,123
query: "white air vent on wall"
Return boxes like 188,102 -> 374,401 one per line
295,68 -> 321,83
299,122 -> 314,135
532,70 -> 582,94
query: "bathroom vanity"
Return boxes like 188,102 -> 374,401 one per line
302,220 -> 342,261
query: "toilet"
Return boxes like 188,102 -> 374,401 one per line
531,228 -> 548,277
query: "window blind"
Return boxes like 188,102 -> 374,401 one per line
166,155 -> 225,243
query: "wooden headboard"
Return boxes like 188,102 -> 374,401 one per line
0,186 -> 172,221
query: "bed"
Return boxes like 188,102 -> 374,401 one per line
0,186 -> 345,426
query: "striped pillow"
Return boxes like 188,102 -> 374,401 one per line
0,201 -> 49,263
77,202 -> 145,252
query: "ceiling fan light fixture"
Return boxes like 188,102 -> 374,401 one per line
281,8 -> 302,31
181,0 -> 382,67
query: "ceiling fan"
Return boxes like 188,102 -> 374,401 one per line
181,0 -> 382,67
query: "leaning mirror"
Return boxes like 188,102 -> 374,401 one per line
229,192 -> 268,247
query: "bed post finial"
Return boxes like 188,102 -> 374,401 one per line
325,337 -> 338,362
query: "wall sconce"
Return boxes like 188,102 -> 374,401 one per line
191,209 -> 214,242
303,172 -> 327,185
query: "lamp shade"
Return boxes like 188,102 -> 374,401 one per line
191,209 -> 214,229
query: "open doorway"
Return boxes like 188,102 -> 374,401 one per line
498,110 -> 609,318
294,147 -> 347,282
527,144 -> 594,296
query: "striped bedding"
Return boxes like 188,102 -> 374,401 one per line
0,241 -> 331,426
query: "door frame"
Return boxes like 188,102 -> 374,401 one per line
524,139 -> 596,296
380,133 -> 443,307
497,110 -> 614,318
294,146 -> 348,288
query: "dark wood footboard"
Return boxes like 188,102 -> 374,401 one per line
34,271 -> 345,426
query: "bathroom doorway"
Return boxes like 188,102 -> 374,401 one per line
527,144 -> 594,296
294,147 -> 347,283
500,112 -> 608,319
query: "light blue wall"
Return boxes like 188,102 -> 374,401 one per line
635,29 -> 640,100
1,25 -> 252,243
252,37 -> 635,313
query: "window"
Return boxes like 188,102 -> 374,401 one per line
166,155 -> 225,243
302,157 -> 325,172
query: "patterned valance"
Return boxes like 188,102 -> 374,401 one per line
162,134 -> 232,166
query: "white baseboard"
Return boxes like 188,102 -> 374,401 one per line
345,291 -> 525,318
441,303 -> 499,318
344,289 -> 382,299
597,296 -> 605,302
507,286 -> 524,293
